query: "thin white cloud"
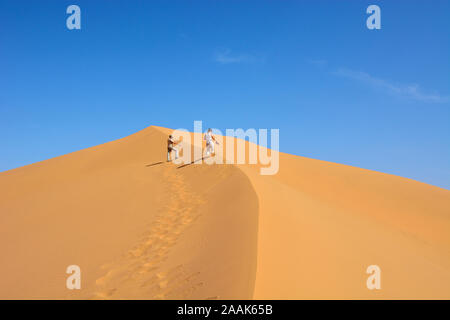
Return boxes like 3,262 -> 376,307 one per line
333,67 -> 449,103
214,49 -> 263,64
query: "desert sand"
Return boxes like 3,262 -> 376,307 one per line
0,125 -> 449,299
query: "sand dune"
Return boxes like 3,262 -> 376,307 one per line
0,126 -> 449,299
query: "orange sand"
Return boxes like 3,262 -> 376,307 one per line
0,126 -> 449,299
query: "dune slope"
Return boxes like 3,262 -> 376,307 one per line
0,127 -> 258,299
0,125 -> 449,299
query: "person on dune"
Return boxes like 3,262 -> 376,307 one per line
167,134 -> 180,161
204,128 -> 219,157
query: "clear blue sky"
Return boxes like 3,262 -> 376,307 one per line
1,0 -> 449,189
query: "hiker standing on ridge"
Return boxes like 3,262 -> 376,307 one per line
204,128 -> 219,157
167,134 -> 180,161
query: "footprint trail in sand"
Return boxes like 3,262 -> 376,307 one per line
92,163 -> 206,299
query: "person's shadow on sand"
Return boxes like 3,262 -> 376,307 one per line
145,161 -> 164,167
176,156 -> 209,169
145,156 -> 211,168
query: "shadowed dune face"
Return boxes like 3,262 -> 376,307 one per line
1,125 -> 450,299
0,127 -> 258,299
241,162 -> 450,299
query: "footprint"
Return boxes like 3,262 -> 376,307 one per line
91,164 -> 206,299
